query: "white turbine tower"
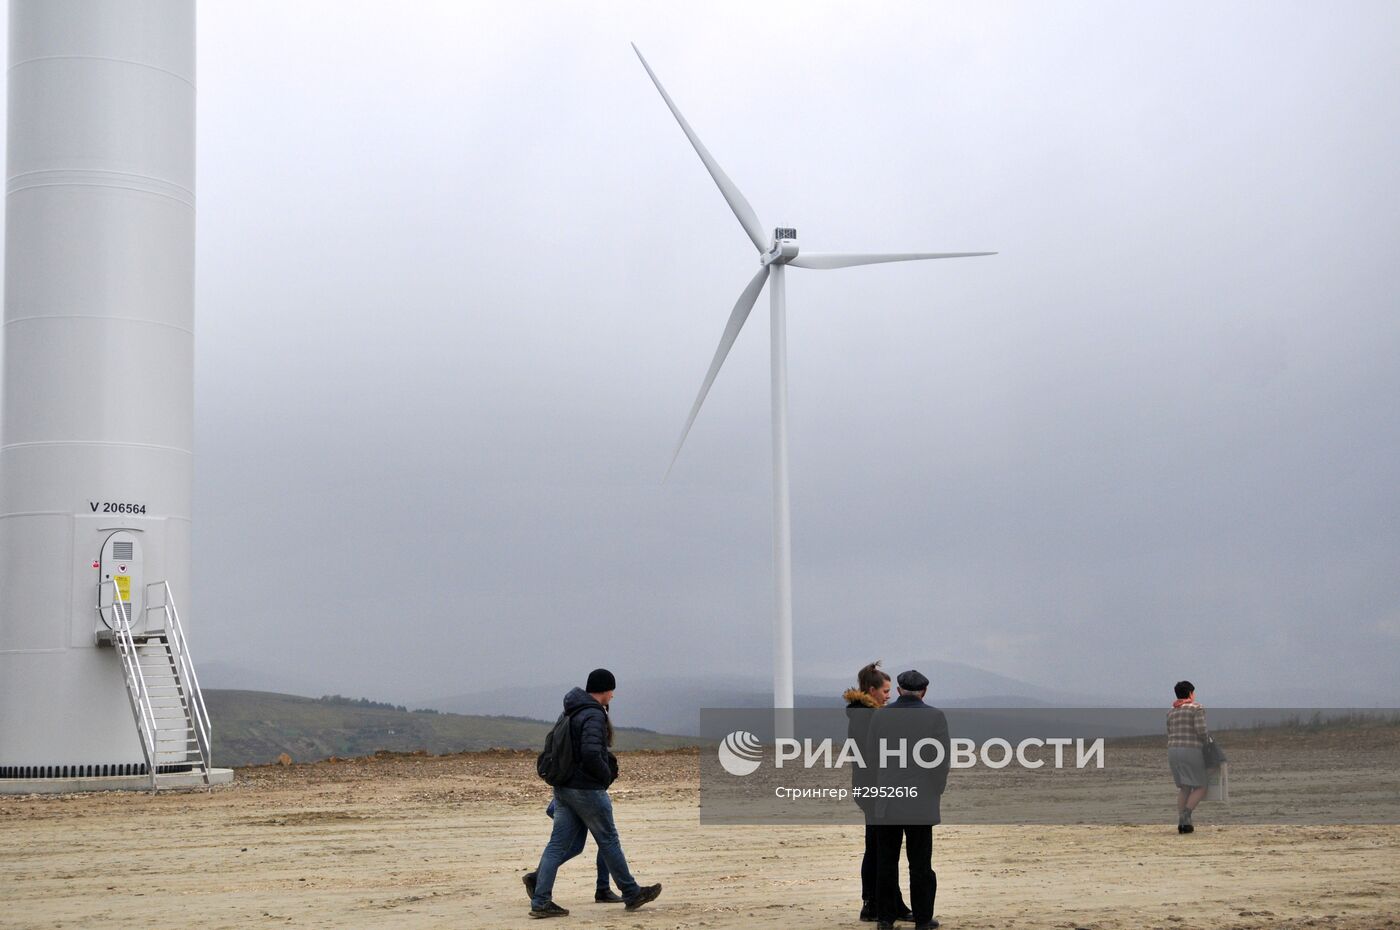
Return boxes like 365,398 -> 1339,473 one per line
634,45 -> 995,711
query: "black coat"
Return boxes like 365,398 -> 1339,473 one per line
867,693 -> 950,825
844,688 -> 881,811
560,687 -> 618,790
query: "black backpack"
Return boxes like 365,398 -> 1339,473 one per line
537,706 -> 585,786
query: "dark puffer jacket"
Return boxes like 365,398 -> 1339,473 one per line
561,687 -> 618,790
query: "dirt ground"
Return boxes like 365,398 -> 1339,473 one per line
2,748 -> 1397,930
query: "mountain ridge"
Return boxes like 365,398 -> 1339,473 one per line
205,689 -> 695,767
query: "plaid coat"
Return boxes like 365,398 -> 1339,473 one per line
1166,702 -> 1209,749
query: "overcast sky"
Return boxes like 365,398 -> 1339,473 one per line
19,2 -> 1400,705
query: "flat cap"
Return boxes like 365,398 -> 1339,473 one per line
897,669 -> 929,692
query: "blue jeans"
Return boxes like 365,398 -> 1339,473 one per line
547,798 -> 611,891
549,818 -> 611,890
532,787 -> 639,907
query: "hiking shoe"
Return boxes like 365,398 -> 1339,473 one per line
529,901 -> 569,919
594,888 -> 624,903
624,883 -> 662,911
523,872 -> 538,899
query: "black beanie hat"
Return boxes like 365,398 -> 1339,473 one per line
586,668 -> 616,693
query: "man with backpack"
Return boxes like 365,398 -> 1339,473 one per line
526,668 -> 663,918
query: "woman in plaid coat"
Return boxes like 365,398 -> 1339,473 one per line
1167,679 -> 1210,833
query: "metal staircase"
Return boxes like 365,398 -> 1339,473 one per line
101,581 -> 212,791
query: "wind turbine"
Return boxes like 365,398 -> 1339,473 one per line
634,44 -> 995,710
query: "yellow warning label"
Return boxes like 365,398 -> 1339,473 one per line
114,575 -> 131,602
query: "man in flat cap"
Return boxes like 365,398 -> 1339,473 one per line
867,669 -> 950,930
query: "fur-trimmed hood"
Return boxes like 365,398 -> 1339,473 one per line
843,687 -> 880,709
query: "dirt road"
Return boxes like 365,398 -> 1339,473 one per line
2,749 -> 1396,929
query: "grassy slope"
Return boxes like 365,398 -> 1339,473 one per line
206,689 -> 697,767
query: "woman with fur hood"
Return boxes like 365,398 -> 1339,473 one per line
845,661 -> 912,923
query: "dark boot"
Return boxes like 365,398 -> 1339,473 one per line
624,884 -> 663,912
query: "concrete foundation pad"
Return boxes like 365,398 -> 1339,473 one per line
0,767 -> 234,795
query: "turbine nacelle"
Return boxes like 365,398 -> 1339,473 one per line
762,227 -> 799,266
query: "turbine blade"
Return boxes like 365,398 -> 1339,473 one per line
632,43 -> 768,253
667,266 -> 771,478
790,251 -> 997,270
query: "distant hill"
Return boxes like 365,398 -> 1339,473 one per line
199,661 -> 319,697
206,689 -> 697,767
420,660 -> 1097,736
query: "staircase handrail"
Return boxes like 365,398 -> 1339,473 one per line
147,581 -> 211,775
102,580 -> 157,787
